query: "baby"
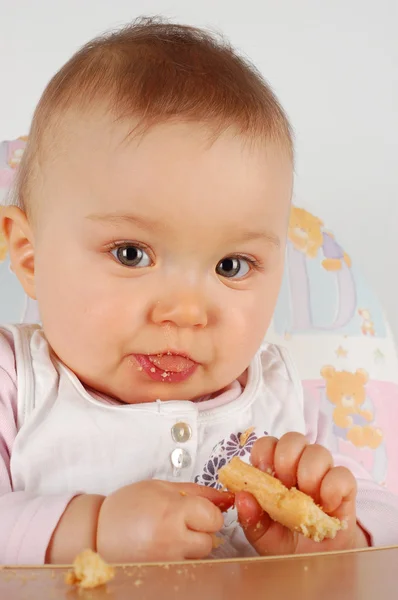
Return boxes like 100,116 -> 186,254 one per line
0,18 -> 397,565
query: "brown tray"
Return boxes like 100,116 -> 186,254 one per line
1,546 -> 397,600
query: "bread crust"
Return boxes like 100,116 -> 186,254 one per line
65,549 -> 115,589
218,457 -> 346,542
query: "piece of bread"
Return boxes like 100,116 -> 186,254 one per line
211,533 -> 225,549
65,549 -> 115,589
218,457 -> 346,542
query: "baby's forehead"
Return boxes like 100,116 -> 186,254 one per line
59,114 -> 290,174
38,115 -> 292,226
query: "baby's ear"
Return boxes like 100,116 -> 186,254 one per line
0,206 -> 36,300
321,365 -> 335,380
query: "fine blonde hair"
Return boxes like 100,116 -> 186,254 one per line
11,16 -> 294,215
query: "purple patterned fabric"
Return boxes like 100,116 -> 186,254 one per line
195,428 -> 267,489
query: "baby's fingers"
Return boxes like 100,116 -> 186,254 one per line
320,466 -> 357,517
178,482 -> 234,512
235,491 -> 297,556
235,491 -> 271,541
251,433 -> 310,489
183,531 -> 214,560
184,496 -> 224,533
250,436 -> 278,472
297,444 -> 333,504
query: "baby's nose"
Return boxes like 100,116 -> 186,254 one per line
150,293 -> 208,328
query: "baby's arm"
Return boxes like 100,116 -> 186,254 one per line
0,330 -> 233,564
47,480 -> 233,564
0,329 -> 101,564
45,495 -> 105,563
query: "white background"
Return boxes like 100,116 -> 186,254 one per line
0,0 -> 397,339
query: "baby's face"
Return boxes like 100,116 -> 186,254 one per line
32,116 -> 292,403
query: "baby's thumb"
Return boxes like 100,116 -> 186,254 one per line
235,491 -> 272,545
178,482 -> 235,512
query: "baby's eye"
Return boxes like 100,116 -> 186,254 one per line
216,257 -> 251,279
111,245 -> 152,268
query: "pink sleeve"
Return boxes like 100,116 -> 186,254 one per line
0,328 -> 76,565
304,389 -> 398,547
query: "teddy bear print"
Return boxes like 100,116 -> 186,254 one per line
358,308 -> 375,336
288,207 -> 351,272
321,365 -> 383,450
7,136 -> 28,170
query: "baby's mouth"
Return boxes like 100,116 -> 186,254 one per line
132,353 -> 198,383
146,353 -> 196,373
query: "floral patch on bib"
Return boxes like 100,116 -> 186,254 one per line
195,428 -> 268,489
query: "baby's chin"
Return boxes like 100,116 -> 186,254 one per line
78,362 -> 251,405
117,372 -> 250,405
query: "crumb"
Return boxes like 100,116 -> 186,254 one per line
65,549 -> 115,589
211,534 -> 225,549
161,371 -> 169,378
137,366 -> 143,371
300,524 -> 309,537
179,491 -> 187,496
65,572 -> 76,585
134,579 -> 143,587
304,565 -> 309,571
239,427 -> 255,447
150,367 -> 156,373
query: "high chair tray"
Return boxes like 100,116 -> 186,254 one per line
1,546 -> 397,599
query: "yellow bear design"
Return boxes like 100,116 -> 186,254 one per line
321,366 -> 383,450
358,308 -> 375,336
288,207 -> 324,259
288,207 -> 351,271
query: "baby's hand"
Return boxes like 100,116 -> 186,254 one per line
97,480 -> 234,562
235,433 -> 369,555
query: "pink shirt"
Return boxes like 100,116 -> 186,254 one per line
1,327 -> 398,564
